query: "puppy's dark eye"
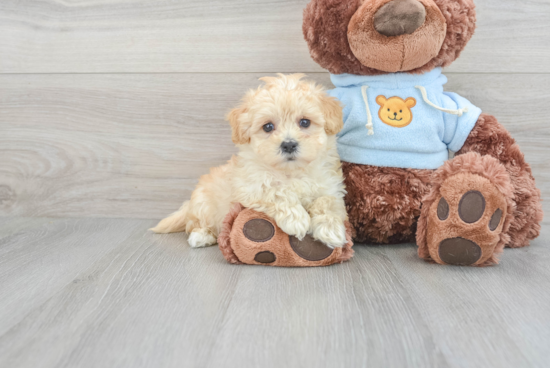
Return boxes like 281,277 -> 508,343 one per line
263,123 -> 274,133
299,119 -> 311,128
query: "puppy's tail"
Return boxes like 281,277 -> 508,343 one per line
150,201 -> 191,234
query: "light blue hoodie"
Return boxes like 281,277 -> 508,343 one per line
328,68 -> 482,170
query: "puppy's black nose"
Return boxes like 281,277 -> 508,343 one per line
281,140 -> 298,154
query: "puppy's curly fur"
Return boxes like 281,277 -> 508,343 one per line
152,74 -> 348,249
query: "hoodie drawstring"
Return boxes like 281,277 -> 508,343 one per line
415,86 -> 469,117
361,85 -> 375,136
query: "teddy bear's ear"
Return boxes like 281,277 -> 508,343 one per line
226,105 -> 251,145
376,95 -> 387,106
405,97 -> 417,108
320,94 -> 344,136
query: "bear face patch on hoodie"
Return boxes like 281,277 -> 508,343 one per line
329,68 -> 482,170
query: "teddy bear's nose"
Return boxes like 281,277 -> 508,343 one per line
374,0 -> 427,37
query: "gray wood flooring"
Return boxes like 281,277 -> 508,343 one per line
0,217 -> 548,368
1,0 -> 549,366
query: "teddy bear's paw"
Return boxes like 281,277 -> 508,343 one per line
310,215 -> 347,249
423,171 -> 509,267
222,208 -> 354,267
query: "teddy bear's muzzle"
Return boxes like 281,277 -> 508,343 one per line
347,0 -> 447,73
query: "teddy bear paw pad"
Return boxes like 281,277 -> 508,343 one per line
438,237 -> 482,266
254,251 -> 277,264
289,235 -> 334,261
243,219 -> 275,243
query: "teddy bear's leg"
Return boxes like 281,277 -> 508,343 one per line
456,113 -> 543,248
417,152 -> 514,266
342,162 -> 433,244
417,114 -> 543,266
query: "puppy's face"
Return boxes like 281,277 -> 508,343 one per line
227,74 -> 343,170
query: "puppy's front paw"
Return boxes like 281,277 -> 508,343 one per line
310,216 -> 347,249
275,206 -> 311,240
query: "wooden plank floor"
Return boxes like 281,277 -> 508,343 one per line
0,217 -> 548,368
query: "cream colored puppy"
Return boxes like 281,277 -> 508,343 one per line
152,74 -> 348,249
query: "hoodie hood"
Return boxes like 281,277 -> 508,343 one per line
330,68 -> 445,90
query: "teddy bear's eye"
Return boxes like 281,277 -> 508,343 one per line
400,110 -> 402,113
387,108 -> 390,112
263,123 -> 274,133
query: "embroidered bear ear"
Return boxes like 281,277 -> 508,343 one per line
405,97 -> 417,108
376,95 -> 387,106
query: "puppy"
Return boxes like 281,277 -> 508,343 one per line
152,74 -> 348,249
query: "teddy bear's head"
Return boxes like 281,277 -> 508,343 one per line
303,0 -> 476,75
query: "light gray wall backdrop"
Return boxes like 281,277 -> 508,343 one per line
1,0 -> 548,221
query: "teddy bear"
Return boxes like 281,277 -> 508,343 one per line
302,0 -> 543,266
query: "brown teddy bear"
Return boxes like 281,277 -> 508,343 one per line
303,0 -> 543,266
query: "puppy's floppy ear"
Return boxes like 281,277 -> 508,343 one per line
320,94 -> 344,136
226,105 -> 251,145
